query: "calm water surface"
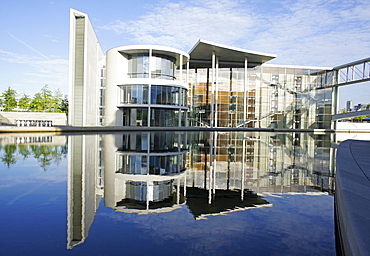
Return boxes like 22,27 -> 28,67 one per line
0,132 -> 336,255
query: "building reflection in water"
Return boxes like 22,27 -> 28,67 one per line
105,132 -> 189,214
67,131 -> 334,249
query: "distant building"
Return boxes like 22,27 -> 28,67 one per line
69,9 -> 336,129
354,104 -> 364,111
346,100 -> 353,112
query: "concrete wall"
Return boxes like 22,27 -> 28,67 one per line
335,140 -> 370,256
0,112 -> 67,126
69,9 -> 104,126
337,122 -> 370,130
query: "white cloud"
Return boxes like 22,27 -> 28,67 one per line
101,0 -> 260,50
101,0 -> 370,66
249,0 -> 370,66
0,49 -> 68,93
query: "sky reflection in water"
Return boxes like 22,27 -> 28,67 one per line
0,132 -> 336,256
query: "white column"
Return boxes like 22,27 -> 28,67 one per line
243,57 -> 248,128
241,132 -> 246,200
184,172 -> 187,197
177,177 -> 180,204
186,60 -> 189,127
211,51 -> 216,128
179,54 -> 183,82
186,61 -> 189,86
215,57 -> 219,127
148,49 -> 152,127
213,132 -> 217,194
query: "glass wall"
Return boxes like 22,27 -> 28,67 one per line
150,108 -> 178,127
122,108 -> 148,126
128,54 -> 175,80
118,132 -> 188,152
123,180 -> 177,203
151,85 -> 181,106
188,66 -> 334,129
119,85 -> 149,104
151,54 -> 176,80
119,85 -> 186,106
115,153 -> 188,175
128,54 -> 150,78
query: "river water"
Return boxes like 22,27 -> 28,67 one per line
0,132 -> 336,255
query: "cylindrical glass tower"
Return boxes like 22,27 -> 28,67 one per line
105,45 -> 189,127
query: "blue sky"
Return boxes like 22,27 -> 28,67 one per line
0,0 -> 369,109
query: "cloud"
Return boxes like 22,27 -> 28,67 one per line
0,49 -> 68,92
8,33 -> 50,60
42,34 -> 61,44
101,0 -> 260,50
249,0 -> 370,66
101,0 -> 370,66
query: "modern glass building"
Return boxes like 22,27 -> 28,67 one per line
69,9 -> 336,129
105,45 -> 189,127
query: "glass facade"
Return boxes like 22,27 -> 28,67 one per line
150,108 -> 178,127
112,132 -> 188,208
188,66 -> 335,129
187,131 -> 334,194
119,85 -> 149,104
128,54 -> 176,80
115,49 -> 188,127
106,44 -> 336,129
122,108 -> 148,126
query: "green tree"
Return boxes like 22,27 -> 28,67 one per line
58,95 -> 69,113
30,85 -> 54,112
2,87 -> 17,111
29,92 -> 43,112
1,144 -> 17,167
40,85 -> 54,111
18,94 -> 31,111
51,89 -> 63,112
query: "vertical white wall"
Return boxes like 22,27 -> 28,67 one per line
105,49 -> 128,126
69,9 -> 104,126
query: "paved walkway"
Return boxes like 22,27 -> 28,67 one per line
336,140 -> 370,256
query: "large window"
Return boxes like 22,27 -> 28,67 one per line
128,54 -> 176,80
116,155 -> 148,175
119,85 -> 148,104
150,108 -> 178,127
128,54 -> 150,78
122,108 -> 148,126
151,54 -> 175,80
151,85 -> 179,105
151,85 -> 187,106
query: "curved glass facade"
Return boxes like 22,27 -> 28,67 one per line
119,84 -> 187,107
115,132 -> 188,175
150,108 -> 179,127
119,85 -> 149,104
106,45 -> 189,127
122,108 -> 148,126
116,154 -> 186,175
128,54 -> 176,80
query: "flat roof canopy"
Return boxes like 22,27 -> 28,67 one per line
189,39 -> 276,68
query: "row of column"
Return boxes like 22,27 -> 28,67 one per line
16,120 -> 53,127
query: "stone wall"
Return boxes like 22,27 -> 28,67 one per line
0,112 -> 67,126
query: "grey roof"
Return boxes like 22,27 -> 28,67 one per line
189,39 -> 276,68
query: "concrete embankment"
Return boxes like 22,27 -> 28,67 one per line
336,140 -> 370,256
